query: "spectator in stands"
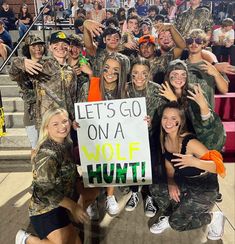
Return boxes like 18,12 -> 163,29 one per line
16,3 -> 32,40
155,0 -> 163,12
68,34 -> 92,93
226,2 -> 235,21
90,1 -> 106,23
15,107 -> 99,244
116,7 -> 126,30
135,0 -> 149,17
83,0 -> 93,13
106,0 -> 120,9
186,28 -> 229,109
54,0 -> 64,19
0,1 -> 16,30
69,0 -> 78,25
124,0 -> 135,10
157,30 -> 174,54
0,19 -> 12,61
127,7 -> 138,17
212,18 -> 235,66
101,9 -> 116,26
149,101 -> 226,241
147,5 -> 159,22
9,35 -> 45,155
139,23 -> 185,84
160,0 -> 169,20
168,0 -> 177,23
140,18 -> 153,36
175,0 -> 214,40
74,17 -> 84,35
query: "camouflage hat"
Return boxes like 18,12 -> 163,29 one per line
68,34 -> 83,47
49,31 -> 70,45
24,34 -> 45,46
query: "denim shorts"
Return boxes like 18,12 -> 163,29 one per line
30,207 -> 71,239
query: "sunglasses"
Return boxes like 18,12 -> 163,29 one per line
185,37 -> 203,45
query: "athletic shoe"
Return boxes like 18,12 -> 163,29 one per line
144,195 -> 157,217
150,216 -> 170,234
87,201 -> 99,220
106,195 -> 119,215
125,192 -> 139,211
15,229 -> 31,244
215,193 -> 223,203
208,211 -> 226,240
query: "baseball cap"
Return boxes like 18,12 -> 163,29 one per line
49,31 -> 70,45
25,34 -> 45,46
139,35 -> 155,45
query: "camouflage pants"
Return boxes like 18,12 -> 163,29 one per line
149,173 -> 218,231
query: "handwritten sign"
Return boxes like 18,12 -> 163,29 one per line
75,97 -> 152,187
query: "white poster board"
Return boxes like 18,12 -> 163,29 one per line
75,97 -> 152,187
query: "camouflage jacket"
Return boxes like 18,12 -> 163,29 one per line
33,58 -> 77,128
175,6 -> 214,38
188,98 -> 226,151
187,60 -> 229,109
29,139 -> 78,216
149,49 -> 175,83
126,81 -> 165,118
8,57 -> 36,122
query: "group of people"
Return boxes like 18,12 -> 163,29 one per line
7,0 -> 235,243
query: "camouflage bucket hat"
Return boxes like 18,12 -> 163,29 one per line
50,31 -> 70,45
25,34 -> 45,46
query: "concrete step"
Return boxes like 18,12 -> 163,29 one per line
4,112 -> 24,128
0,85 -> 20,97
0,74 -> 16,85
0,128 -> 31,148
0,149 -> 31,171
2,97 -> 24,112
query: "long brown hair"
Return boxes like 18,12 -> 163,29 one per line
100,52 -> 130,99
160,101 -> 188,152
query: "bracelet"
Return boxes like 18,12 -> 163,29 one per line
201,111 -> 211,120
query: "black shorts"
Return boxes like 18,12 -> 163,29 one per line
30,207 -> 71,239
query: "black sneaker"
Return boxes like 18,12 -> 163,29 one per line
145,195 -> 157,217
125,192 -> 139,211
215,193 -> 223,203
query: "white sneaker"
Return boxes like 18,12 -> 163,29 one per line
15,229 -> 31,244
87,201 -> 99,220
106,195 -> 119,215
145,195 -> 157,218
207,211 -> 226,240
125,192 -> 139,211
150,216 -> 170,234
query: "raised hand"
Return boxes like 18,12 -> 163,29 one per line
159,81 -> 177,101
24,59 -> 43,75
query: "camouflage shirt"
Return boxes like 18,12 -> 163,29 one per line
8,57 -> 36,124
187,60 -> 229,109
175,6 -> 214,38
126,81 -> 164,118
150,49 -> 175,84
29,139 -> 78,216
33,57 -> 77,128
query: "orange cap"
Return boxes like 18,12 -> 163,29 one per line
139,35 -> 155,45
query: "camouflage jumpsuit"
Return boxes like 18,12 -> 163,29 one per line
175,5 -> 214,38
33,57 -> 77,129
29,139 -> 78,216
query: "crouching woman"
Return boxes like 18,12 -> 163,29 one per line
149,102 -> 226,241
16,107 -> 91,244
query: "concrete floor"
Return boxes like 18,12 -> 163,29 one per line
0,163 -> 234,244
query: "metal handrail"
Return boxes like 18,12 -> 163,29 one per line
0,0 -> 53,72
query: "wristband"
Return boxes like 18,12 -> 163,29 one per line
201,111 -> 211,120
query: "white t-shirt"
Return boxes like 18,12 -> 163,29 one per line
213,27 -> 234,45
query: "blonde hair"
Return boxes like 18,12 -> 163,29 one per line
35,107 -> 71,152
187,28 -> 207,44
